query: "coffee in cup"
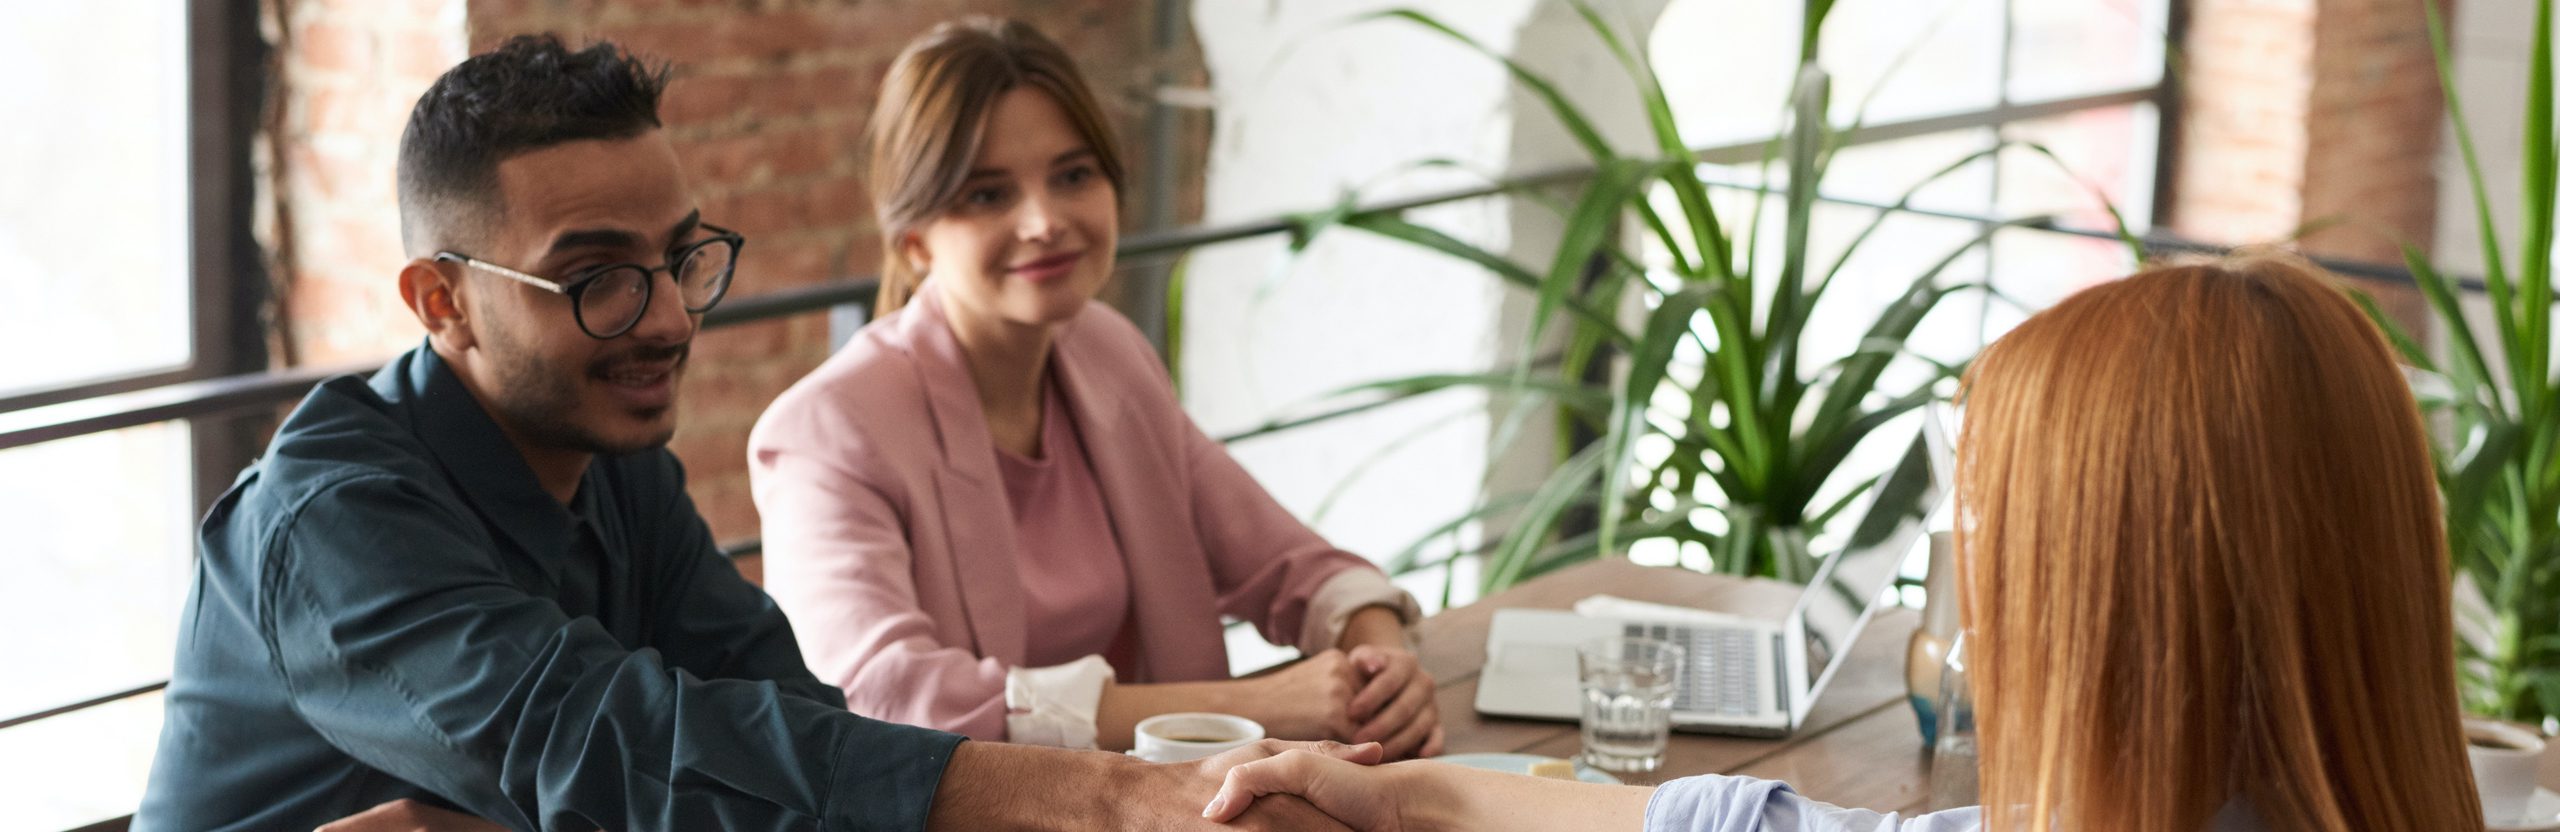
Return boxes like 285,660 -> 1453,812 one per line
2465,717 -> 2549,825
1131,713 -> 1265,763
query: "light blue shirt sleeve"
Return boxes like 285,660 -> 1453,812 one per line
1645,775 -> 1984,832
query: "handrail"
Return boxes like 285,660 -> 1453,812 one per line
0,201 -> 2476,455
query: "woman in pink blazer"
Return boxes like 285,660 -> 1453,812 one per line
749,17 -> 1442,759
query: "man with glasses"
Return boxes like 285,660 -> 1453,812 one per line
136,35 -> 1365,831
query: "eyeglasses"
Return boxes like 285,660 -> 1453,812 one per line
434,224 -> 744,340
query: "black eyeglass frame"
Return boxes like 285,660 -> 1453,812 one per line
433,223 -> 746,340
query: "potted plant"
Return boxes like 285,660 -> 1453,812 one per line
2360,0 -> 2560,724
1276,1 -> 2134,597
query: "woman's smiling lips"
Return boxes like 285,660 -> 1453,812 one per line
1008,249 -> 1083,283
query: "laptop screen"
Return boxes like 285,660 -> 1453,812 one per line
1793,428 -> 1944,711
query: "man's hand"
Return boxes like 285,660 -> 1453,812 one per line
1130,739 -> 1384,831
928,738 -> 1383,831
1203,751 -> 1416,831
1344,645 -> 1443,761
313,799 -> 509,832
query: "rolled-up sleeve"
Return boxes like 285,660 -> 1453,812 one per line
261,474 -> 962,831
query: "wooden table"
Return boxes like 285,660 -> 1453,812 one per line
1423,557 -> 2560,817
1417,557 -> 1937,815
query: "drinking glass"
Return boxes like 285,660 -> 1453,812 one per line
1926,633 -> 1980,810
1577,636 -> 1683,773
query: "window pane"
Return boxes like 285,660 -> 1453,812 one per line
1820,0 -> 2004,125
0,692 -> 164,831
0,4 -> 192,393
0,423 -> 194,720
2006,0 -> 2171,101
1992,104 -> 2157,312
1997,103 -> 2160,232
1654,0 -> 2005,147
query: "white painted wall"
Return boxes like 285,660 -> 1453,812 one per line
1185,0 -> 1665,619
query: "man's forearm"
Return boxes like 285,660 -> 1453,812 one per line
926,741 -> 1131,830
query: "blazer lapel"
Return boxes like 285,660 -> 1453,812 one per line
901,286 -> 1029,666
1050,313 -> 1231,683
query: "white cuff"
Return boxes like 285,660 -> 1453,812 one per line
1298,567 -> 1423,654
1003,655 -> 1116,749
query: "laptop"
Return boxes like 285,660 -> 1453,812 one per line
1473,424 -> 1947,737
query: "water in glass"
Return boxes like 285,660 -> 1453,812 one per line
1577,637 -> 1682,773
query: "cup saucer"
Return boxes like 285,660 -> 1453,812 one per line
2490,787 -> 2560,832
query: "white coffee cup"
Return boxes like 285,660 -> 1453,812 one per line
1131,713 -> 1265,763
2466,717 -> 2548,825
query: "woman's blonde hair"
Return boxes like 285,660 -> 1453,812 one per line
1957,253 -> 2482,831
860,17 -> 1127,314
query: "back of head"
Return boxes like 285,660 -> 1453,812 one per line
1957,253 -> 2482,831
860,16 -> 1128,314
397,34 -> 669,256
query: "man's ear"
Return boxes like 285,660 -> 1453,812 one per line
398,257 -> 475,352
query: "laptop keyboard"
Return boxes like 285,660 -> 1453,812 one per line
1624,623 -> 1762,716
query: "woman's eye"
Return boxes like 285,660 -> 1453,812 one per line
962,186 -> 1008,208
1057,165 -> 1096,187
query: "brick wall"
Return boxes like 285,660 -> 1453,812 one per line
264,0 -> 1198,545
265,0 -> 468,367
2170,0 -> 2446,273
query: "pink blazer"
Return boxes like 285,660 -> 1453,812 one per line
748,283 -> 1386,739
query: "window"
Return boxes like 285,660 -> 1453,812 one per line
0,1 -> 260,827
1632,0 -> 2173,574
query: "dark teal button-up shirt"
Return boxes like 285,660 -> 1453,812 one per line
136,344 -> 963,831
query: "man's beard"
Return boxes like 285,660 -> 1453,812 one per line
481,316 -> 687,457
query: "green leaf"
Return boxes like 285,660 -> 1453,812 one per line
1567,0 -> 1729,279
1761,64 -> 1834,409
1384,491 -> 1551,574
1528,158 -> 1658,358
1484,444 -> 1608,592
2344,285 -> 2441,376
1599,285 -> 1716,557
2403,247 -> 2502,414
2424,0 -> 2517,325
1162,252 -> 1190,395
1806,219 -> 2025,446
1326,369 -> 1612,414
1339,212 -> 1636,347
2513,0 -> 2559,438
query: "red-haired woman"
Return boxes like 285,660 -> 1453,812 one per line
1204,254 -> 2488,832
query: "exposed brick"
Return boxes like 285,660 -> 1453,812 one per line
277,0 -> 1197,525
803,174 -> 869,228
298,20 -> 375,75
387,27 -> 464,82
689,317 -> 799,364
737,234 -> 846,290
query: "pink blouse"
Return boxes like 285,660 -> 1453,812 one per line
992,377 -> 1141,672
749,284 -> 1420,747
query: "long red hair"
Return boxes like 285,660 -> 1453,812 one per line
1957,253 -> 2482,831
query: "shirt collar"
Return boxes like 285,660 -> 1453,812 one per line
389,341 -> 587,568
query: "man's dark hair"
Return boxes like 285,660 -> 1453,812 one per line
397,35 -> 669,254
